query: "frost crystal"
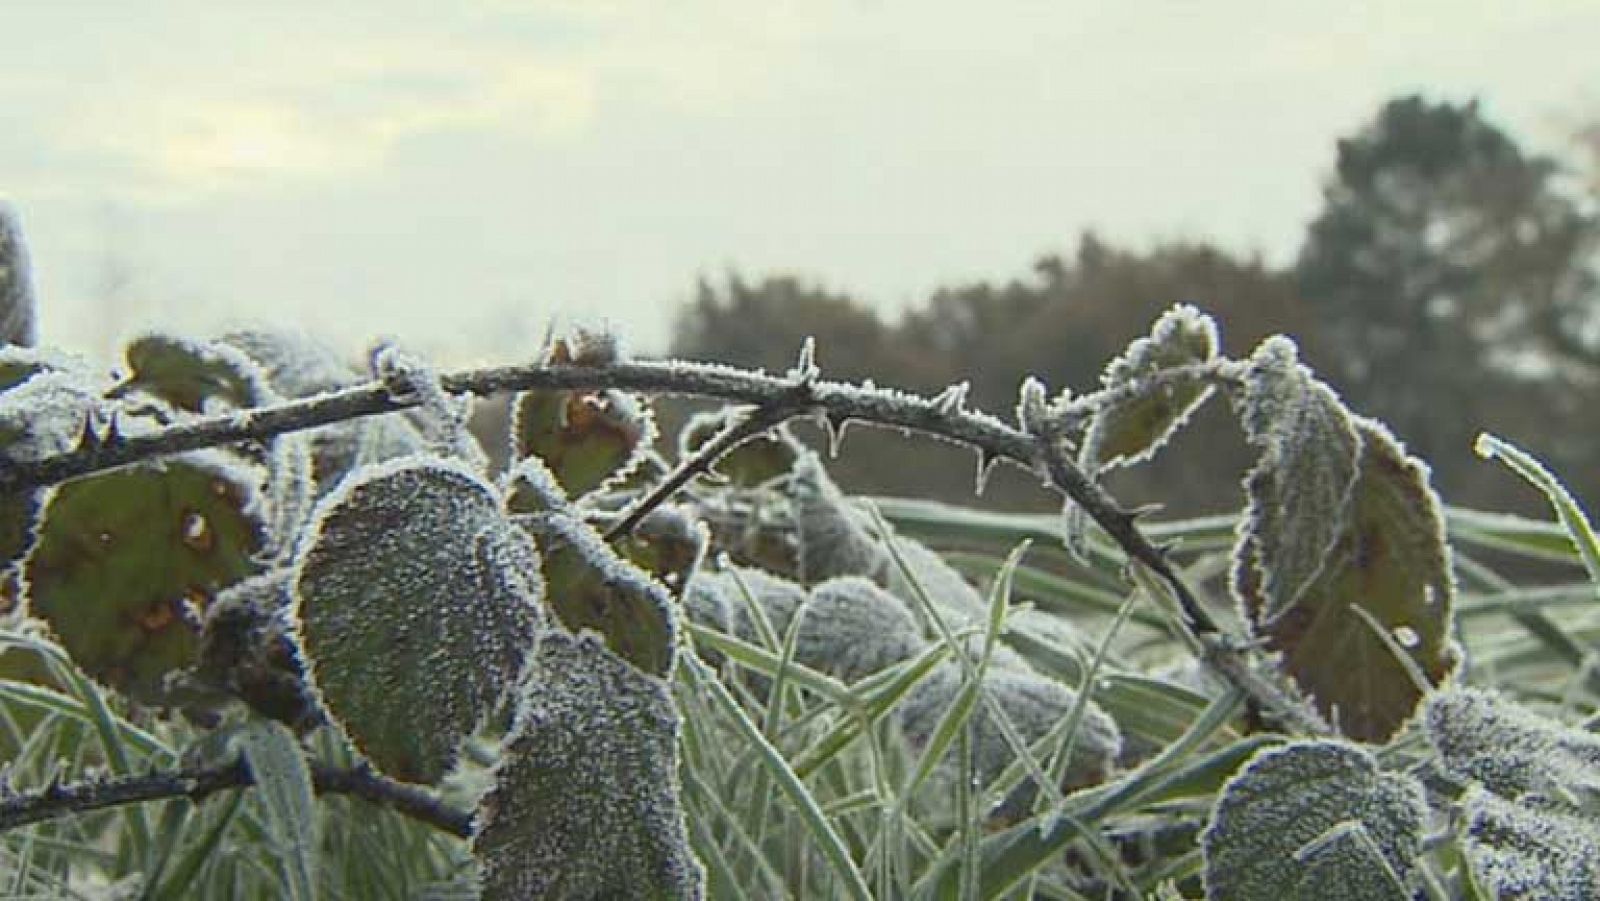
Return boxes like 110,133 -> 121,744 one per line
1201,741 -> 1426,901
473,631 -> 703,900
292,456 -> 543,784
370,343 -> 484,468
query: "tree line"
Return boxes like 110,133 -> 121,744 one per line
669,95 -> 1600,517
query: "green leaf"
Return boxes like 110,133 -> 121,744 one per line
236,718 -> 318,901
292,456 -> 543,783
1425,687 -> 1600,801
1201,741 -> 1425,901
473,630 -> 703,900
520,512 -> 677,677
0,201 -> 38,347
1079,303 -> 1218,472
112,333 -> 274,414
1236,408 -> 1457,741
1460,788 -> 1600,900
511,337 -> 654,498
24,452 -> 265,701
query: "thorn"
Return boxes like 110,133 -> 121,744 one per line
789,336 -> 819,384
100,411 -> 124,447
1126,502 -> 1165,521
973,448 -> 997,496
820,411 -> 852,458
932,381 -> 969,417
75,411 -> 103,452
1016,377 -> 1049,435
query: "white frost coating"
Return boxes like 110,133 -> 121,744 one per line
473,631 -> 704,900
0,368 -> 111,461
692,565 -> 808,646
503,455 -> 569,514
790,451 -> 890,583
1231,335 -> 1364,628
1462,788 -> 1600,900
370,343 -> 485,469
0,201 -> 38,347
1079,303 -> 1219,474
119,331 -> 277,412
1200,740 -> 1425,901
897,660 -> 1121,816
1426,687 -> 1600,800
264,433 -> 316,560
794,576 -> 928,683
291,454 -> 544,784
221,328 -> 361,399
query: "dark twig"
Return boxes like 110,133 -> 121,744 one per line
0,758 -> 472,838
0,356 -> 1321,734
605,395 -> 807,542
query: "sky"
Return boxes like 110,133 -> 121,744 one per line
3,1 -> 1598,366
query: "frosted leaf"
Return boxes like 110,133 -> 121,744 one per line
1014,376 -> 1049,436
370,343 -> 484,468
677,410 -> 802,487
795,577 -> 928,683
0,201 -> 38,348
790,452 -> 889,583
1079,304 -> 1219,473
235,718 -> 318,901
614,505 -> 707,596
1461,788 -> 1600,900
112,332 -> 275,414
1202,741 -> 1425,901
263,433 -> 316,561
472,631 -> 703,900
511,334 -> 654,498
883,535 -> 989,625
696,565 -> 808,645
1234,354 -> 1456,741
0,345 -> 89,393
1425,687 -> 1600,801
25,450 -> 266,702
221,328 -> 425,492
1291,821 -> 1414,900
519,512 -> 677,677
503,455 -> 570,515
198,570 -> 318,732
0,366 -> 109,462
221,328 -> 362,399
1232,335 -> 1363,627
898,661 -> 1121,808
292,456 -> 543,784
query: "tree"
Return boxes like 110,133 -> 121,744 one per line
1296,95 -> 1600,505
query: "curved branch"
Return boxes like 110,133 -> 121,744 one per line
0,757 -> 472,838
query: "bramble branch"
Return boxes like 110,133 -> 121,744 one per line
0,355 -> 1324,735
0,757 -> 472,838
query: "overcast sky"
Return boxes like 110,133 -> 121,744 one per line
3,2 -> 1597,365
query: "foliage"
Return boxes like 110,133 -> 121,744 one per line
7,147 -> 1600,900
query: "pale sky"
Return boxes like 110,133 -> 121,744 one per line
3,1 -> 1597,366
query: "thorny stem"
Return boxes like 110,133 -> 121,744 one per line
0,757 -> 472,838
0,356 -> 1326,735
605,386 -> 810,542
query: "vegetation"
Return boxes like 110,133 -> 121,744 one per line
4,94 -> 1600,900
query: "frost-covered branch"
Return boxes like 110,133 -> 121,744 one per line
0,757 -> 472,838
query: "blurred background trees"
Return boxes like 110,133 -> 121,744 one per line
669,94 -> 1600,517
